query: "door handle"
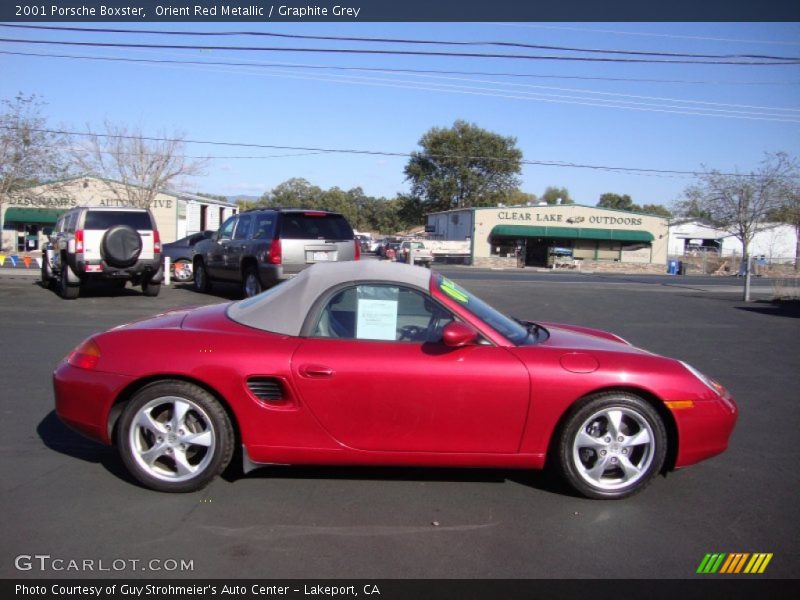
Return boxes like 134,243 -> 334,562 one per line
299,364 -> 335,378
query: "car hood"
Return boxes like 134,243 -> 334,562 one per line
537,321 -> 651,355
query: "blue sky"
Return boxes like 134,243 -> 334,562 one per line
2,21 -> 799,208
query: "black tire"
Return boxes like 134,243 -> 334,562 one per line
117,380 -> 234,493
193,259 -> 212,293
59,262 -> 79,300
101,225 -> 143,268
41,254 -> 54,289
142,279 -> 161,297
556,392 -> 667,499
242,265 -> 262,298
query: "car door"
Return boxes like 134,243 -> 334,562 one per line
225,213 -> 253,279
291,284 -> 530,454
206,216 -> 237,279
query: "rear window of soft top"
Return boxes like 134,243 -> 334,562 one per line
278,213 -> 353,240
83,211 -> 154,230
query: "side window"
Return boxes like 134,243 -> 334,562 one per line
218,216 -> 237,240
233,214 -> 253,241
54,217 -> 64,234
65,211 -> 78,233
252,213 -> 276,240
313,285 -> 454,343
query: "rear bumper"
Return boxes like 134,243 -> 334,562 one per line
70,255 -> 163,283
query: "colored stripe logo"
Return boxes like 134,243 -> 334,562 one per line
697,553 -> 773,574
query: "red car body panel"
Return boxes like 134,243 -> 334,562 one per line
54,275 -> 737,476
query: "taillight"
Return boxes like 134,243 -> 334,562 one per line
269,239 -> 282,264
353,239 -> 361,261
75,230 -> 84,253
153,230 -> 161,254
67,338 -> 101,370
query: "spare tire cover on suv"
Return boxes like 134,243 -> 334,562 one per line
102,225 -> 143,268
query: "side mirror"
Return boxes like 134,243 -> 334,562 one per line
442,322 -> 478,347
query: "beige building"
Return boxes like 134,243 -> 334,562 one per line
426,204 -> 669,271
1,177 -> 237,253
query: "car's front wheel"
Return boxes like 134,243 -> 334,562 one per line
193,260 -> 212,293
556,392 -> 667,499
117,381 -> 234,492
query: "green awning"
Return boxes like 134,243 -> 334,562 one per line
491,224 -> 654,243
4,207 -> 65,224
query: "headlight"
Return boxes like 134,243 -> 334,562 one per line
680,361 -> 728,397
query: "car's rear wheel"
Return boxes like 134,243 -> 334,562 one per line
59,263 -> 79,300
142,279 -> 160,297
193,260 -> 212,293
171,258 -> 193,282
557,392 -> 666,499
242,266 -> 262,298
117,381 -> 234,493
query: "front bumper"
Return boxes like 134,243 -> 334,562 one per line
672,391 -> 738,468
53,361 -> 135,445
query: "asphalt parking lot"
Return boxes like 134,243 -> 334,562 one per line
0,265 -> 798,579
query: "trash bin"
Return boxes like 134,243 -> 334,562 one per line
678,261 -> 686,275
667,259 -> 678,275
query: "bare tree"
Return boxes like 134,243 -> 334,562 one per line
73,121 -> 207,208
681,152 -> 798,300
0,93 -> 71,246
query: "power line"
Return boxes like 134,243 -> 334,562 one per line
4,49 -> 798,86
5,125 -> 790,179
3,23 -> 799,61
1,37 -> 798,65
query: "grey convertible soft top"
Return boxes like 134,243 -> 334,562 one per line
227,261 -> 433,335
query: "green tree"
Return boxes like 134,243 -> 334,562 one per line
640,204 -> 672,218
541,186 -> 574,205
405,120 -> 522,212
598,193 -> 635,211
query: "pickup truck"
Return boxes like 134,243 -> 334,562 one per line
399,241 -> 433,268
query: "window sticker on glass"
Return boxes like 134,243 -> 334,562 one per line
356,299 -> 398,340
440,278 -> 469,303
356,285 -> 399,340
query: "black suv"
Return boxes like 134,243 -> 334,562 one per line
192,208 -> 359,297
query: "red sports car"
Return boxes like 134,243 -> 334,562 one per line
54,261 -> 737,498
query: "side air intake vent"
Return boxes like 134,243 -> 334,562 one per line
247,377 -> 284,402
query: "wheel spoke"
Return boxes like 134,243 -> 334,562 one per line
623,428 -> 651,448
170,400 -> 191,431
180,430 -> 212,447
584,455 -> 612,482
617,455 -> 642,481
172,448 -> 197,477
575,430 -> 608,450
605,410 -> 624,438
139,442 -> 169,467
135,409 -> 165,435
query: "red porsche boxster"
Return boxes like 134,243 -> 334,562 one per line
54,261 -> 737,498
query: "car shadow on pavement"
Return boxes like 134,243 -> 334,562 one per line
37,410 -> 136,485
226,464 -> 575,497
736,300 -> 800,319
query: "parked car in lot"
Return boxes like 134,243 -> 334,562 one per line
399,240 -> 433,267
192,208 -> 359,298
42,206 -> 163,299
160,231 -> 214,282
54,261 -> 737,497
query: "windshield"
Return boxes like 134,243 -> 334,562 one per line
433,274 -> 541,345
